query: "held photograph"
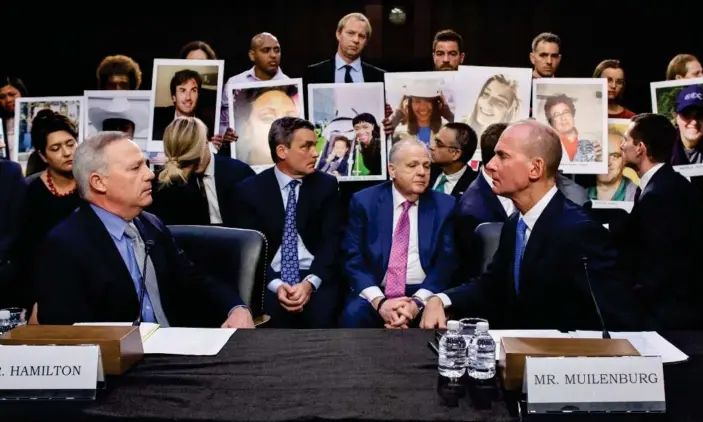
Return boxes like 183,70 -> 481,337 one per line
651,77 -> 703,176
532,78 -> 608,174
308,82 -> 386,181
227,78 -> 304,171
12,96 -> 83,164
84,91 -> 151,153
148,58 -> 224,152
455,65 -> 533,162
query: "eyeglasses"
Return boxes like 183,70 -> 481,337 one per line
432,138 -> 458,150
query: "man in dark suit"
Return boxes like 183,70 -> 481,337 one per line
232,117 -> 342,328
421,120 -> 638,331
619,113 -> 703,329
340,139 -> 457,328
0,160 -> 26,308
429,122 -> 478,199
33,131 -> 254,328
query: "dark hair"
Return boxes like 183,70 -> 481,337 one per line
352,112 -> 380,140
443,122 -> 477,164
169,69 -> 203,96
629,113 -> 677,163
0,76 -> 28,96
269,117 -> 315,163
593,59 -> 622,78
531,32 -> 561,51
30,109 -> 78,153
544,94 -> 576,124
96,55 -> 142,89
180,41 -> 217,60
433,29 -> 463,53
480,122 -> 509,164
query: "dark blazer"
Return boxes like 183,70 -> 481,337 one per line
342,182 -> 457,295
429,165 -> 478,199
232,167 -> 342,284
0,161 -> 26,308
305,58 -> 386,84
445,190 -> 639,331
619,165 -> 703,330
148,155 -> 255,226
33,204 -> 243,326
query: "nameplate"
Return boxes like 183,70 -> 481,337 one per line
0,345 -> 103,400
524,356 -> 665,413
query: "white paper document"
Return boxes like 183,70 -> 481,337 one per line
73,322 -> 160,342
569,331 -> 689,364
142,327 -> 236,356
489,329 -> 572,360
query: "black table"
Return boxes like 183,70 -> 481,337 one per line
1,330 -> 701,422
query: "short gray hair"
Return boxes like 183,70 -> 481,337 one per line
73,131 -> 129,198
389,139 -> 429,164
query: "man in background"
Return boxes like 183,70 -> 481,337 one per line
530,32 -> 561,79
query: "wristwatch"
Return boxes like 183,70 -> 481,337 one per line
412,298 -> 425,311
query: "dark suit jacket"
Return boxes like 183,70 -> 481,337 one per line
429,165 -> 478,199
33,204 -> 243,326
619,165 -> 703,330
342,182 -> 457,295
445,190 -> 639,331
305,58 -> 386,84
0,160 -> 26,308
148,155 -> 255,226
232,167 -> 342,284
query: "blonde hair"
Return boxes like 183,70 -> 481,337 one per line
337,13 -> 372,38
666,54 -> 699,80
158,117 -> 208,186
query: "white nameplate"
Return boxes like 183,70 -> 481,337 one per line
0,345 -> 101,396
525,356 -> 665,413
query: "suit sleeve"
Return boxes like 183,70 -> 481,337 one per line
0,163 -> 26,258
34,236 -> 93,325
160,223 -> 244,318
308,178 -> 342,284
340,195 -> 378,293
421,208 -> 458,293
568,220 -> 640,331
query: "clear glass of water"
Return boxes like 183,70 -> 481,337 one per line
459,317 -> 488,342
3,308 -> 27,329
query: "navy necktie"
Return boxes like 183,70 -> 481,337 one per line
344,65 -> 353,83
513,218 -> 528,293
634,187 -> 642,202
281,179 -> 300,284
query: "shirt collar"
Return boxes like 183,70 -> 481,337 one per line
245,66 -> 287,81
519,185 -> 558,231
90,204 -> 129,241
638,163 -> 664,192
390,182 -> 419,210
444,165 -> 467,182
335,53 -> 361,72
481,168 -> 494,186
273,166 -> 303,190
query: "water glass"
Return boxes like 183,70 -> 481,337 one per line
3,307 -> 27,329
459,317 -> 488,342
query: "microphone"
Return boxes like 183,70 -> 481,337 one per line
133,240 -> 155,326
581,256 -> 610,339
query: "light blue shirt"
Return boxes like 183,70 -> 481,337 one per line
267,166 -> 322,293
90,205 -> 156,323
220,66 -> 289,133
334,53 -> 364,83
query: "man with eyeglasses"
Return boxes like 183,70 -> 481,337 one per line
428,122 -> 478,198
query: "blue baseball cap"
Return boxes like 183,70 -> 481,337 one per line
675,85 -> 703,113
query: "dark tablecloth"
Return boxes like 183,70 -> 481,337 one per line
1,330 -> 701,422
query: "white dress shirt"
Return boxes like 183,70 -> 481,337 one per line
268,166 -> 320,293
334,53 -> 364,83
435,185 -> 558,308
638,163 -> 664,193
432,165 -> 468,195
481,169 -> 515,216
360,184 -> 433,304
201,151 -> 222,224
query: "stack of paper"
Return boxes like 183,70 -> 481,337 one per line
73,322 -> 235,356
488,330 -> 572,360
569,331 -> 689,364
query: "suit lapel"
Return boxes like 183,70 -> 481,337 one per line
417,194 -> 434,270
264,169 -> 286,235
452,168 -> 476,197
133,216 -> 167,293
296,174 -> 312,236
520,192 -> 564,280
378,184 -> 394,269
213,156 -> 225,201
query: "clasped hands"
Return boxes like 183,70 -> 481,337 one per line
276,281 -> 313,312
373,297 -> 420,329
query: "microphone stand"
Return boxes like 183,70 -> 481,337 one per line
582,256 -> 610,339
133,240 -> 155,326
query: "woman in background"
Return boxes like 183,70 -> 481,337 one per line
593,59 -> 636,119
0,76 -> 28,160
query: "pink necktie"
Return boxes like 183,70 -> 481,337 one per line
385,201 -> 412,298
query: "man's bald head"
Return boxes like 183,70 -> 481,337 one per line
503,119 -> 562,179
248,33 -> 282,77
250,32 -> 278,50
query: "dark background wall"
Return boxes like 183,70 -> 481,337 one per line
4,1 -> 697,114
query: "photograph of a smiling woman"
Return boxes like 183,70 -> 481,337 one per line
454,66 -> 532,162
227,78 -> 304,171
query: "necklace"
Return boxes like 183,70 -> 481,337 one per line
46,171 -> 76,197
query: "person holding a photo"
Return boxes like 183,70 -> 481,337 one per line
593,60 -> 636,119
0,76 -> 28,159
